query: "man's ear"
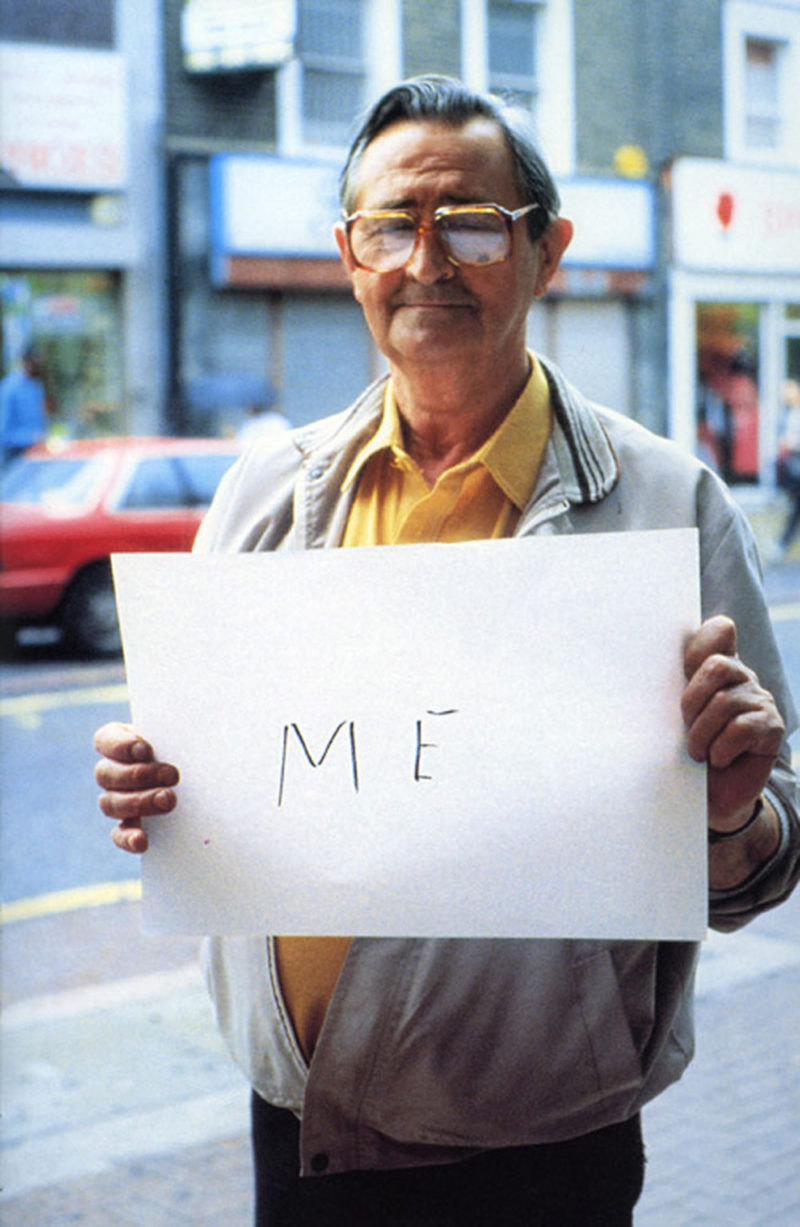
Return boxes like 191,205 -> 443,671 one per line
533,217 -> 573,298
334,223 -> 355,277
334,222 -> 365,303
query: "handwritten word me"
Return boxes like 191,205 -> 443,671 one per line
277,709 -> 459,806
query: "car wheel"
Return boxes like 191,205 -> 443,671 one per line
0,617 -> 21,659
60,562 -> 121,657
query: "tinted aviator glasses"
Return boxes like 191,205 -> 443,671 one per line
342,202 -> 544,273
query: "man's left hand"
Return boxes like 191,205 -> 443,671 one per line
682,615 -> 785,831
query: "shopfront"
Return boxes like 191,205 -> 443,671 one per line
0,270 -> 123,437
668,157 -> 800,494
0,9 -> 166,439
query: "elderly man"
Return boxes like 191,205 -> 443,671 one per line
95,77 -> 799,1226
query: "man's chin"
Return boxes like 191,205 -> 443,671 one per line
391,313 -> 478,353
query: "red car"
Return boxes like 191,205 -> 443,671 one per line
0,436 -> 241,655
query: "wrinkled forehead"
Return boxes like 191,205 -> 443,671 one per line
349,116 -> 519,211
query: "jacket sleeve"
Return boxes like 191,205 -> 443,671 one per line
710,746 -> 800,931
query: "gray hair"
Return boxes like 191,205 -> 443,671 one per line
339,75 -> 560,242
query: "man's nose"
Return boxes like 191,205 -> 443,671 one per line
405,224 -> 456,283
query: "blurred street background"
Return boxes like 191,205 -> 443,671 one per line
3,0 -> 800,1223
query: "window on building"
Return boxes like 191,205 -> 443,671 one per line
278,0 -> 400,154
724,2 -> 800,165
488,0 -> 540,111
461,0 -> 574,175
0,0 -> 114,48
744,36 -> 784,149
296,0 -> 367,145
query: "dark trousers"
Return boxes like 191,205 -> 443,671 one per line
251,1093 -> 645,1226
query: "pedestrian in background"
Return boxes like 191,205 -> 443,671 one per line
0,346 -> 50,467
774,378 -> 800,560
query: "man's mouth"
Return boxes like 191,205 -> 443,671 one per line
396,298 -> 472,309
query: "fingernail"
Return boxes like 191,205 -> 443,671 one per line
155,789 -> 175,811
131,741 -> 150,762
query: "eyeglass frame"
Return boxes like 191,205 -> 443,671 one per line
340,201 -> 547,273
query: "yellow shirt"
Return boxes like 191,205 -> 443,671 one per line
276,357 -> 552,1062
341,356 -> 552,546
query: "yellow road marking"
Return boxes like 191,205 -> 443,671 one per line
0,683 -> 128,729
1,879 -> 141,925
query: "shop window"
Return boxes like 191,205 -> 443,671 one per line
0,270 -> 123,437
488,0 -> 540,111
696,302 -> 760,485
779,306 -> 800,485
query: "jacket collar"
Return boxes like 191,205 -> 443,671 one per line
292,355 -> 620,510
537,356 -> 620,505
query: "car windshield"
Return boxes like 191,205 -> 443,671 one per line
116,453 -> 239,510
0,455 -> 112,508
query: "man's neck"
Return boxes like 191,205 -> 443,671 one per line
390,355 -> 532,486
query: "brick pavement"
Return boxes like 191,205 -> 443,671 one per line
0,1135 -> 253,1227
638,964 -> 800,1226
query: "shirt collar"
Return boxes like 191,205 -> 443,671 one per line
341,353 -> 551,510
341,381 -> 405,492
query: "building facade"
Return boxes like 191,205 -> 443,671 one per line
0,0 -> 167,438
667,0 -> 800,498
164,0 -> 655,437
5,0 -> 796,509
572,0 -> 800,495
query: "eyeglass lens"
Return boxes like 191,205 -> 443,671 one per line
350,209 -> 511,271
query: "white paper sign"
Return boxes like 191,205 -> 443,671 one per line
113,529 -> 706,940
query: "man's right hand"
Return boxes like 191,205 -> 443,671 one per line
94,722 -> 179,854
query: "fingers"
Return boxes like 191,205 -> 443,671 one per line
94,721 -> 180,855
682,615 -> 785,825
111,819 -> 152,855
686,689 -> 783,768
682,616 -> 783,762
683,614 -> 737,680
96,770 -> 179,820
682,657 -> 778,764
681,650 -> 753,738
93,721 -> 154,764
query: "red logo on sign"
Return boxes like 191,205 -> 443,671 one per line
716,192 -> 735,231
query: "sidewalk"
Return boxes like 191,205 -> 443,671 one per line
1,948 -> 254,1225
2,889 -> 799,1226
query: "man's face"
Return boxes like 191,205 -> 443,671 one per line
335,118 -> 569,382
